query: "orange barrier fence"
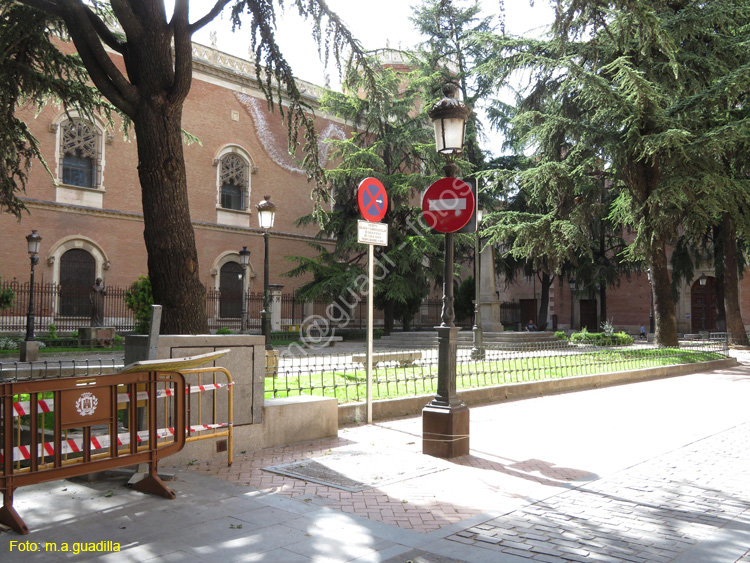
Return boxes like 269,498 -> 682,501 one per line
182,366 -> 234,466
1,350 -> 234,535
1,369 -> 186,534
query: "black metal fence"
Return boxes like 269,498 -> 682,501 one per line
267,335 -> 730,404
0,281 -> 447,334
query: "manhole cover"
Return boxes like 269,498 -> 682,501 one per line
263,450 -> 449,492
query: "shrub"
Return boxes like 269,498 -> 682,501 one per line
48,323 -> 57,339
0,337 -> 19,350
124,276 -> 153,334
554,331 -> 568,340
571,327 -> 633,346
216,327 -> 232,335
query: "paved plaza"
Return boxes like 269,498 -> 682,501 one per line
2,352 -> 750,561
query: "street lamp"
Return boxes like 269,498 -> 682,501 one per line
699,273 -> 707,332
20,230 -> 42,362
568,277 -> 576,331
647,268 -> 654,334
239,246 -> 250,333
257,195 -> 276,350
423,82 -> 472,459
471,207 -> 484,360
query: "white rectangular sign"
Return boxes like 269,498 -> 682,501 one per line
358,220 -> 388,246
428,198 -> 467,211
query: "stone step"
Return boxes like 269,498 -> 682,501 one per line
377,331 -> 560,349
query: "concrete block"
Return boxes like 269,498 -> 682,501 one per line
262,395 -> 337,449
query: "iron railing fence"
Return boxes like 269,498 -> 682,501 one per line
267,335 -> 730,404
0,281 -> 446,334
0,357 -> 124,382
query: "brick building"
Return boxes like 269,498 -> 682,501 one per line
0,39 -> 345,331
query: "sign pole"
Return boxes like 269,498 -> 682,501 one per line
356,177 -> 389,426
366,243 -> 374,424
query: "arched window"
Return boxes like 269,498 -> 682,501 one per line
59,249 -> 96,316
220,153 -> 249,211
219,261 -> 244,318
60,119 -> 100,188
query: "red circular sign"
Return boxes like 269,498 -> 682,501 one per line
357,177 -> 388,222
422,177 -> 475,233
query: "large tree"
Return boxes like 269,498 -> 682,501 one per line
10,0 -> 372,334
287,59 -> 445,334
477,0 -> 750,346
410,0 -> 497,167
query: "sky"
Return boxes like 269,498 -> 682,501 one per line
189,0 -> 556,156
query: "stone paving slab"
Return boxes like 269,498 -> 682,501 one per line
449,422 -> 750,562
3,354 -> 750,561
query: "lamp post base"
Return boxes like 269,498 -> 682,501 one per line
20,341 -> 40,362
422,403 -> 470,458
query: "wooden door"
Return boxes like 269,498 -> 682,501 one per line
59,249 -> 95,317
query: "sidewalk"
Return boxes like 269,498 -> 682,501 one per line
2,353 -> 750,561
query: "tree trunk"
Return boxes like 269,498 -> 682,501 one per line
651,240 -> 678,346
134,105 -> 208,334
599,284 -> 607,327
722,214 -> 748,345
383,300 -> 394,336
537,272 -> 552,330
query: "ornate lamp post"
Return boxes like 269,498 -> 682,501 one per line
699,272 -> 707,332
647,268 -> 655,334
568,277 -> 576,331
21,230 -> 42,362
239,246 -> 250,333
257,195 -> 276,350
423,82 -> 472,459
471,207 -> 484,360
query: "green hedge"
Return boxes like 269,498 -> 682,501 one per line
570,327 -> 634,346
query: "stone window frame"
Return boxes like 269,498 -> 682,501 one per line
51,113 -> 110,191
213,145 -> 257,214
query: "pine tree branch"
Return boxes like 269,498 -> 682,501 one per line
188,0 -> 232,34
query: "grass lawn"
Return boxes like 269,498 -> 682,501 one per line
265,348 -> 726,404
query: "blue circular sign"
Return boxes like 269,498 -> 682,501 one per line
357,178 -> 388,222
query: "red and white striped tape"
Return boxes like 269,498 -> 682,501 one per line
0,423 -> 231,463
11,382 -> 233,418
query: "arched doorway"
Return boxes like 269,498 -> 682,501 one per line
59,249 -> 96,316
219,261 -> 243,318
691,276 -> 717,332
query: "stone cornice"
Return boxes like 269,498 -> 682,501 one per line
191,42 -> 325,109
22,198 -> 335,245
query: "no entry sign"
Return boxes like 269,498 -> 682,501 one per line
357,177 -> 388,222
422,177 -> 475,233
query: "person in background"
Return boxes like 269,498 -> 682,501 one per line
526,319 -> 537,332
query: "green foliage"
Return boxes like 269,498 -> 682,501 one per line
216,327 -> 233,335
0,283 -> 12,310
0,337 -> 18,350
0,0 -> 112,217
286,60 -> 446,332
570,328 -> 634,346
47,323 -> 57,339
554,331 -> 568,340
477,0 -> 750,346
124,276 -> 153,335
454,276 -> 475,323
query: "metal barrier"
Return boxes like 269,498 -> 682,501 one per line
182,367 -> 234,466
1,369 -> 186,534
0,350 -> 232,535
